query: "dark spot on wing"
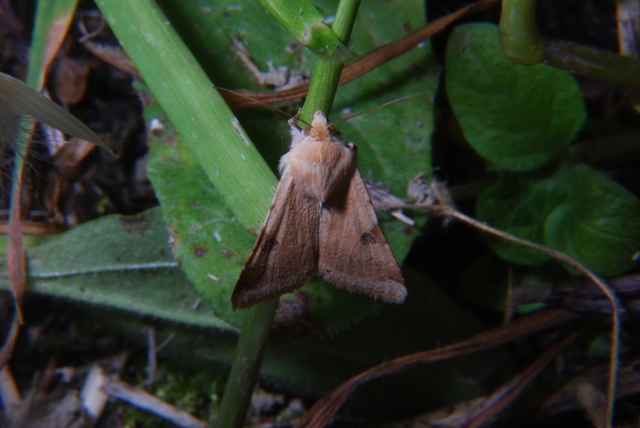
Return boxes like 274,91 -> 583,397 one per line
263,238 -> 278,251
194,247 -> 208,257
360,232 -> 376,245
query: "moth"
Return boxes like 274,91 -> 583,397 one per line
231,111 -> 407,309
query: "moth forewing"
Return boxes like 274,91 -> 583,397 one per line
231,111 -> 407,309
231,171 -> 320,309
319,168 -> 406,303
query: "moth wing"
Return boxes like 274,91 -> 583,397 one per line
232,170 -> 320,309
318,169 -> 406,303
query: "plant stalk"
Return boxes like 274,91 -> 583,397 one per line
217,1 -> 360,426
301,0 -> 360,121
498,0 -> 543,65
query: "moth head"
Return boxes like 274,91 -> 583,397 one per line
307,111 -> 329,141
307,110 -> 345,142
288,111 -> 344,147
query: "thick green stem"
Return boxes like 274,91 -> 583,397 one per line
255,0 -> 354,63
96,0 -> 360,425
499,0 -> 543,65
215,299 -> 278,428
300,0 -> 361,122
301,60 -> 343,120
499,0 -> 640,93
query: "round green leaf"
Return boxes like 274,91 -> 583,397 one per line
446,23 -> 586,171
544,165 -> 640,276
476,164 -> 567,265
477,163 -> 640,276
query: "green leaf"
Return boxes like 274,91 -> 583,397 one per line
0,72 -> 111,153
446,23 -> 586,171
145,102 -> 260,328
477,163 -> 640,276
0,208 -> 235,330
477,165 -> 563,265
544,165 -> 640,276
27,0 -> 80,90
144,0 -> 437,330
96,0 -> 277,231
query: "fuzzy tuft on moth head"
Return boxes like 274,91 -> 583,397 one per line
307,110 -> 330,141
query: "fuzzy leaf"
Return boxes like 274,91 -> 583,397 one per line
0,208 -> 234,330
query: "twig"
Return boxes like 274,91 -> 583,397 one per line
155,333 -> 176,353
510,273 -> 640,310
0,364 -> 21,418
102,375 -> 210,428
145,326 -> 156,387
81,364 -> 110,424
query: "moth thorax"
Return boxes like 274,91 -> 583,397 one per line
284,136 -> 355,203
308,124 -> 329,141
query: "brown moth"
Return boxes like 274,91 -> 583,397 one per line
231,111 -> 406,309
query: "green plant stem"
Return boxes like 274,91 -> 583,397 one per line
301,59 -> 342,121
498,0 -> 543,65
301,0 -> 361,122
499,1 -> 640,92
217,1 -> 360,426
255,0 -> 354,63
543,38 -> 640,92
215,299 -> 278,428
96,0 -> 360,425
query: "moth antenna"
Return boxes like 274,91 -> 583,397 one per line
217,88 -> 312,127
329,92 -> 428,127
